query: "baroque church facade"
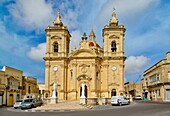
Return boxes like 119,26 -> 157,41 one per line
44,11 -> 126,102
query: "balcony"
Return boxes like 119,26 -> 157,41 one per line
0,84 -> 6,89
149,80 -> 161,86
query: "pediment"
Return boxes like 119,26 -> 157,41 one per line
109,35 -> 119,39
70,49 -> 96,57
51,35 -> 61,39
109,83 -> 120,86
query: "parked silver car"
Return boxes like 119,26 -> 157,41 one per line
13,99 -> 24,109
20,98 -> 42,109
111,96 -> 130,106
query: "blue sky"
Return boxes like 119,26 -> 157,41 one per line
0,0 -> 170,83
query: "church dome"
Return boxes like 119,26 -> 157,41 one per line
89,41 -> 100,48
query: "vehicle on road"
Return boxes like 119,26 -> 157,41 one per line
20,98 -> 42,109
13,99 -> 24,109
111,96 -> 130,106
134,95 -> 142,100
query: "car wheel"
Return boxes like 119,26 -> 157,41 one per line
31,105 -> 34,108
14,107 -> 17,109
119,102 -> 122,106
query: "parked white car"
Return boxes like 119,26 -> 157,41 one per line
13,99 -> 24,109
111,96 -> 130,106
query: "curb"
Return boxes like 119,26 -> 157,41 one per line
7,102 -> 136,112
29,109 -> 76,112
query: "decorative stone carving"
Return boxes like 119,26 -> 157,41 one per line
77,75 -> 92,81
109,83 -> 119,86
81,67 -> 87,73
79,64 -> 90,67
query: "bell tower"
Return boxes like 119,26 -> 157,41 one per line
101,11 -> 126,97
45,11 -> 71,57
103,11 -> 125,57
44,10 -> 71,99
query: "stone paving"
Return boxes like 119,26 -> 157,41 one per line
34,100 -> 89,111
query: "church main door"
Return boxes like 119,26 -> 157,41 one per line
80,84 -> 88,98
111,89 -> 116,97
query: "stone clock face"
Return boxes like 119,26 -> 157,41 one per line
53,66 -> 58,71
112,66 -> 117,71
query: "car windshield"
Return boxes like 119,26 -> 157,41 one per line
112,97 -> 118,99
16,100 -> 23,102
24,99 -> 33,102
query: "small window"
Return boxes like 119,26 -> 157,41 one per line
70,71 -> 73,80
39,90 -> 41,94
111,41 -> 117,52
54,42 -> 58,53
42,90 -> 45,94
28,86 -> 31,93
96,72 -> 99,79
23,86 -> 25,90
168,72 -> 170,81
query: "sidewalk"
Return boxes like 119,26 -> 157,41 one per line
33,100 -> 89,111
134,100 -> 170,104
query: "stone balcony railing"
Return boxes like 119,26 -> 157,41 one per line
0,84 -> 6,89
149,80 -> 161,86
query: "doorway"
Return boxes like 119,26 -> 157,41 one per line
80,85 -> 88,98
166,89 -> 170,101
111,89 -> 116,97
9,94 -> 14,106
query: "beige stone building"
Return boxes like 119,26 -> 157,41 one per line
135,82 -> 143,97
22,76 -> 39,99
1,66 -> 23,106
38,84 -> 45,99
0,70 -> 5,106
143,52 -> 170,101
124,82 -> 135,98
44,11 -> 126,103
124,82 -> 143,99
0,66 -> 40,106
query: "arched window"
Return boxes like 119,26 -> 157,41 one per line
70,71 -> 73,80
111,41 -> 117,52
54,42 -> 58,53
96,72 -> 99,79
28,86 -> 31,93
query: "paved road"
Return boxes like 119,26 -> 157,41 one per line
1,102 -> 170,116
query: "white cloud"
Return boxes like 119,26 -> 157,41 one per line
7,0 -> 85,32
0,20 -> 29,56
58,0 -> 84,30
27,43 -> 46,61
70,30 -> 82,50
125,56 -> 150,74
7,0 -> 54,32
96,0 -> 159,25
